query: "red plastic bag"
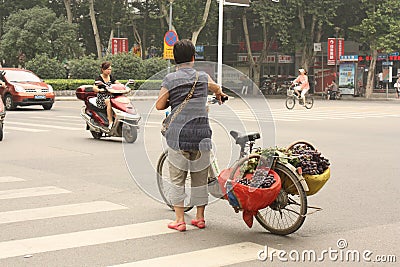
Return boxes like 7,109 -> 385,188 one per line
218,167 -> 281,228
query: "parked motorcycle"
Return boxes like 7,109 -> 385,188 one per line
76,80 -> 140,143
324,87 -> 341,100
0,96 -> 5,141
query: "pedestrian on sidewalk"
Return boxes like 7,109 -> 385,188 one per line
395,75 -> 400,99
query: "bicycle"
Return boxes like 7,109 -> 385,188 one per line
156,99 -> 309,235
285,84 -> 314,109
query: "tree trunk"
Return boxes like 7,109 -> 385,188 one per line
63,0 -> 73,24
191,0 -> 211,45
89,0 -> 102,59
160,0 -> 176,32
365,49 -> 377,98
242,13 -> 258,95
107,29 -> 114,56
132,23 -> 143,58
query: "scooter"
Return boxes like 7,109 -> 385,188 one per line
76,80 -> 141,143
0,96 -> 5,141
325,87 -> 341,100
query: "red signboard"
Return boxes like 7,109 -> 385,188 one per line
112,38 -> 129,54
337,38 -> 344,57
327,38 -> 336,65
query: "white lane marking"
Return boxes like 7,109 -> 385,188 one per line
3,126 -> 47,133
6,121 -> 81,131
29,116 -> 83,125
0,201 -> 128,224
0,176 -> 26,183
110,242 -> 273,267
0,220 -> 197,260
0,186 -> 71,200
57,116 -> 82,119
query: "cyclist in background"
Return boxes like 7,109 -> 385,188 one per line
292,68 -> 310,105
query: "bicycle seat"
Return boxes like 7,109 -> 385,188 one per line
230,130 -> 260,145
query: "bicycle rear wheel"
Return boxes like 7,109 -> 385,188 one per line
304,96 -> 314,109
285,97 -> 295,109
255,161 -> 307,235
156,152 -> 193,212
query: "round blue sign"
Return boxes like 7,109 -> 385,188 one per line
164,31 -> 178,46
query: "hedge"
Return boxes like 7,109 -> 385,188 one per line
44,79 -> 162,91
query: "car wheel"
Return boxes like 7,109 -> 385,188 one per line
42,103 -> 53,110
0,122 -> 3,141
4,94 -> 16,110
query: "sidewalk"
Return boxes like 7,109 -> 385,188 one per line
54,90 -> 400,102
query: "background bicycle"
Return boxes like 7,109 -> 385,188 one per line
285,84 -> 314,109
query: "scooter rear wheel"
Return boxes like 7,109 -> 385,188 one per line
91,130 -> 102,139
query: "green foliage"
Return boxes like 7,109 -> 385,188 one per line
25,54 -> 65,79
68,55 -> 100,79
0,6 -> 83,67
103,53 -> 146,80
143,57 -> 169,79
44,79 -> 156,91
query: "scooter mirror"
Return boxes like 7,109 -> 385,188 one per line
128,79 -> 135,84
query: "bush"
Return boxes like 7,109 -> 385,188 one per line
44,79 -> 160,91
68,55 -> 100,79
25,54 -> 65,79
103,53 -> 145,80
143,57 -> 169,79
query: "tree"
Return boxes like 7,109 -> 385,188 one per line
89,0 -> 102,59
158,0 -> 217,45
0,7 -> 83,67
351,0 -> 400,98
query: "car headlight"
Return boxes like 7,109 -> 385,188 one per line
14,84 -> 25,93
48,84 -> 54,93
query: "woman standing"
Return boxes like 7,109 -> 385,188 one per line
156,39 -> 227,232
93,61 -> 120,130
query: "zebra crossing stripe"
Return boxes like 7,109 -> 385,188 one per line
0,201 -> 128,225
0,220 -> 197,259
3,126 -> 47,133
6,121 -> 81,131
0,186 -> 71,200
110,242 -> 269,267
0,176 -> 26,183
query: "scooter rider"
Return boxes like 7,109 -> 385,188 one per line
292,68 -> 310,105
326,80 -> 339,100
93,61 -> 120,130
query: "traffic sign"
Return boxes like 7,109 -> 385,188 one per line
164,31 -> 178,46
163,30 -> 178,60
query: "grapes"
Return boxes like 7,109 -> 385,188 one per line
236,169 -> 276,189
289,144 -> 330,175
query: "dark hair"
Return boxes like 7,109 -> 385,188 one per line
100,61 -> 111,70
173,39 -> 195,64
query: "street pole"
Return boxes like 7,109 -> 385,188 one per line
334,27 -> 340,84
386,55 -> 389,98
217,0 -> 224,85
168,0 -> 174,72
116,22 -> 122,38
322,48 -> 324,93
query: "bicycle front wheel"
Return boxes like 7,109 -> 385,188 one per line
285,96 -> 295,109
156,152 -> 193,212
304,96 -> 314,109
255,161 -> 307,235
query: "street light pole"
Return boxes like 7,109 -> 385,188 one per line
334,27 -> 340,84
168,0 -> 174,72
116,22 -> 122,38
